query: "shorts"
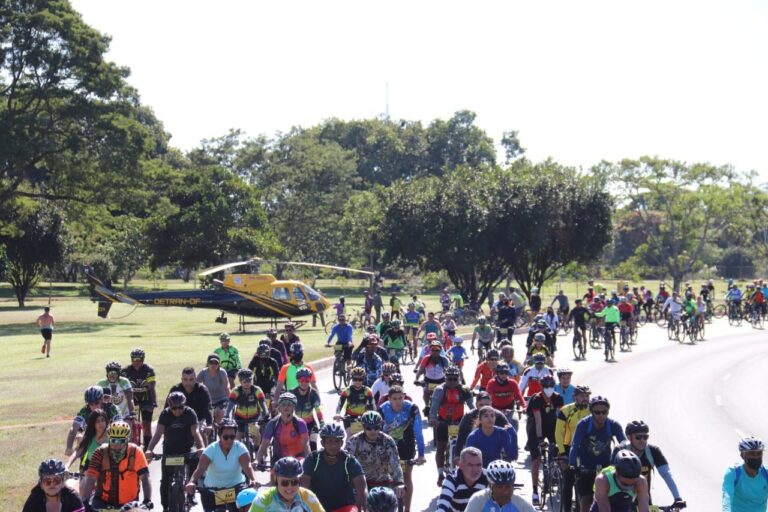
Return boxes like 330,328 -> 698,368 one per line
40,328 -> 52,341
575,469 -> 597,497
434,421 -> 460,443
620,312 -> 632,323
525,425 -> 555,459
334,344 -> 353,362
395,437 -> 416,461
225,368 -> 239,380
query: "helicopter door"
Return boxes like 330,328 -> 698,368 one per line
272,287 -> 290,301
293,287 -> 309,311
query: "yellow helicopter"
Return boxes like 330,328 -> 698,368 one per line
86,259 -> 373,331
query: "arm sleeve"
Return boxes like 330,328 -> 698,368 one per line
470,365 -> 483,388
722,468 -> 735,512
504,428 -> 518,461
512,381 -> 525,409
555,414 -> 567,454
200,388 -> 213,424
412,409 -> 425,457
455,415 -> 471,455
568,422 -> 583,466
657,464 -> 682,500
429,388 -> 444,421
336,389 -> 348,415
326,325 -> 337,344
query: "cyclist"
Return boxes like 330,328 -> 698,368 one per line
249,457 -> 323,512
726,284 -> 743,317
345,411 -> 405,499
185,418 -> 257,511
377,311 -> 393,339
355,336 -> 384,387
519,353 -> 553,398
377,373 -> 413,407
429,366 -> 473,486
495,298 -> 517,345
529,288 -> 542,319
382,319 -> 408,365
485,363 -> 525,430
722,435 -> 768,510
592,449 -> 650,512
414,340 -> 452,416
441,288 -> 453,313
438,447 -> 488,512
416,312 -> 444,347
525,332 -> 552,366
168,366 -> 214,430
215,332 -> 243,388
555,385 -> 592,512
98,361 -> 135,419
617,297 -> 634,335
452,292 -> 465,323
404,303 -> 422,355
145,391 -> 205,512
326,315 -> 355,372
301,424 -> 367,512
276,343 -> 318,397
248,345 -> 280,411
454,392 -> 510,461
258,338 -> 287,374
594,299 -> 620,361
198,353 -> 231,431
291,368 -> 325,451
280,322 -> 301,355
390,292 -> 403,319
265,328 -> 289,366
542,306 -> 559,334
121,348 -> 157,449
23,459 -> 85,512
554,368 -> 575,405
499,345 -> 524,381
262,392 -> 311,460
226,369 -> 268,443
465,406 -> 518,468
381,385 -> 426,511
335,367 -> 376,435
526,375 -> 564,505
469,349 -> 500,391
568,396 -> 626,512
611,421 -> 685,508
662,292 -> 684,332
447,337 -> 468,382
66,386 -> 120,456
471,316 -> 494,359
66,408 -> 109,479
371,362 -> 397,404
681,292 -> 698,331
568,300 -> 590,354
464,460 -> 536,512
510,288 -> 527,323
81,420 -> 152,511
552,290 -> 570,319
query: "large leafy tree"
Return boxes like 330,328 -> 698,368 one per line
424,110 -> 496,175
0,0 -> 165,220
0,203 -> 66,306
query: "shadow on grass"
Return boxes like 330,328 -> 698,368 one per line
0,321 -> 131,337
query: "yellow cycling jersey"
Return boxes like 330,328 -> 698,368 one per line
555,402 -> 591,454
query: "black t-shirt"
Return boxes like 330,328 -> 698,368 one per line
22,485 -> 85,512
302,450 -> 364,511
611,442 -> 668,485
526,392 -> 564,432
569,306 -> 590,326
158,406 -> 198,454
248,356 -> 280,393
168,382 -> 212,425
121,363 -> 156,404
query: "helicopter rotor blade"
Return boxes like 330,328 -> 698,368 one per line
198,259 -> 257,277
276,261 -> 374,276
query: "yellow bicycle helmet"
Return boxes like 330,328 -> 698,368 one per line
107,420 -> 132,440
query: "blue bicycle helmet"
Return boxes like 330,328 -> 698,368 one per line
236,488 -> 259,508
274,456 -> 303,478
319,423 -> 345,439
84,385 -> 104,404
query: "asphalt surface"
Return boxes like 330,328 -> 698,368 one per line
143,318 -> 767,511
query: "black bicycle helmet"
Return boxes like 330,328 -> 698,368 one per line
614,449 -> 642,478
531,353 -> 547,365
445,365 -> 462,378
237,368 -> 253,380
167,391 -> 186,407
389,373 -> 404,386
105,361 -> 122,373
540,375 -> 556,388
494,363 -> 510,374
486,349 -> 500,360
130,348 -> 145,360
296,367 -> 313,380
360,411 -> 383,429
257,345 -> 271,357
367,486 -> 398,512
589,395 -> 610,411
274,456 -> 303,478
38,458 -> 66,478
219,418 -> 238,432
290,342 -> 304,359
625,420 -> 649,436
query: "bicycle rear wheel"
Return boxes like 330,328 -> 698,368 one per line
637,311 -> 647,326
332,357 -> 344,392
713,304 -> 726,319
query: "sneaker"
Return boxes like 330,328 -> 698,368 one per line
532,492 -> 540,506
437,474 -> 444,487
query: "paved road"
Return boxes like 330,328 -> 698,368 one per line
146,318 -> 767,511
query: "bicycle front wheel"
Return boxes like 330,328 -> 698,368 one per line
713,304 -> 726,319
169,481 -> 185,512
332,357 -> 344,391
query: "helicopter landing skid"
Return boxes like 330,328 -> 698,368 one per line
236,315 -> 306,333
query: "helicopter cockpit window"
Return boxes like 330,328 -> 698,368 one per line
304,286 -> 321,301
272,287 -> 290,301
293,287 -> 307,302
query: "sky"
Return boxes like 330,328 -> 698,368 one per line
70,0 -> 768,182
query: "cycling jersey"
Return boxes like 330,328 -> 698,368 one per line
419,354 -> 451,380
526,392 -> 564,442
470,362 -> 496,389
370,377 -> 390,403
595,305 -> 620,324
568,416 -> 626,469
464,488 -> 536,512
662,298 -> 684,317
617,302 -> 633,315
429,384 -> 473,422
120,364 -> 156,405
214,346 -> 242,372
327,323 -> 354,345
380,400 -> 425,460
465,427 -> 518,468
290,386 -> 323,427
682,299 -> 697,316
404,310 -> 421,327
552,294 -> 570,310
262,415 -> 309,459
542,313 -> 559,333
421,320 -> 442,337
554,384 -> 575,405
555,403 -> 590,454
249,486 -> 323,512
344,431 -> 404,484
569,306 -> 590,327
74,403 -> 120,429
168,382 -> 213,426
519,366 -> 553,397
355,353 -> 383,386
526,344 -> 550,360
448,345 -> 467,365
227,384 -> 266,422
196,368 -> 230,404
278,362 -> 317,392
473,325 -> 494,344
727,289 -> 743,301
86,443 -> 149,506
247,357 -> 280,395
96,377 -> 133,417
588,466 -> 637,512
722,463 -> 768,511
336,385 -> 375,417
485,378 -> 525,411
382,328 -> 407,350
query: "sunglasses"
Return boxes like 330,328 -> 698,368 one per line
279,479 -> 300,487
132,358 -> 143,362
42,476 -> 63,486
592,409 -> 609,416
221,434 -> 236,441
171,405 -> 185,411
352,378 -> 364,382
107,371 -> 119,376
364,426 -> 381,431
634,434 -> 649,440
110,438 -> 128,445
298,378 -> 311,384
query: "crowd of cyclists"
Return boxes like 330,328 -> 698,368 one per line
23,279 -> 768,512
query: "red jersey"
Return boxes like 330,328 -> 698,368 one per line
470,362 -> 495,389
485,377 -> 525,410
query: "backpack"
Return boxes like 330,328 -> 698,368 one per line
617,440 -> 655,469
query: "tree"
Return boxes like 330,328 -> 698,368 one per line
500,160 -> 613,298
500,130 -> 525,163
0,203 -> 66,306
0,0 -> 165,221
612,157 -> 748,291
424,110 -> 496,175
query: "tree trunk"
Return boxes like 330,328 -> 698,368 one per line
672,273 -> 684,294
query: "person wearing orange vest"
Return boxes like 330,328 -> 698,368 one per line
80,420 -> 152,510
429,366 -> 474,487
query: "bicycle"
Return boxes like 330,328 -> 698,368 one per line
712,301 -> 727,319
618,321 -> 631,352
667,315 -> 682,342
198,483 -> 248,512
683,315 -> 698,344
652,502 -> 687,512
603,324 -> 616,361
330,345 -> 350,392
572,327 -> 586,361
727,302 -> 743,326
241,419 -> 263,463
443,420 -> 461,473
749,303 -> 764,329
557,311 -> 571,335
152,452 -> 197,512
588,320 -> 603,350
538,441 -> 561,510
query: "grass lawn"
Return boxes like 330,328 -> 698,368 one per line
0,275 -> 723,507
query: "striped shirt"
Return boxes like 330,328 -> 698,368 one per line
437,470 -> 488,512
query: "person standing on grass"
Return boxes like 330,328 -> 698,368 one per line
37,306 -> 55,358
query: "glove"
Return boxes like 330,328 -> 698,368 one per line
142,499 -> 154,509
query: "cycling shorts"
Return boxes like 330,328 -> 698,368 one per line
434,420 -> 460,443
575,469 -> 597,497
